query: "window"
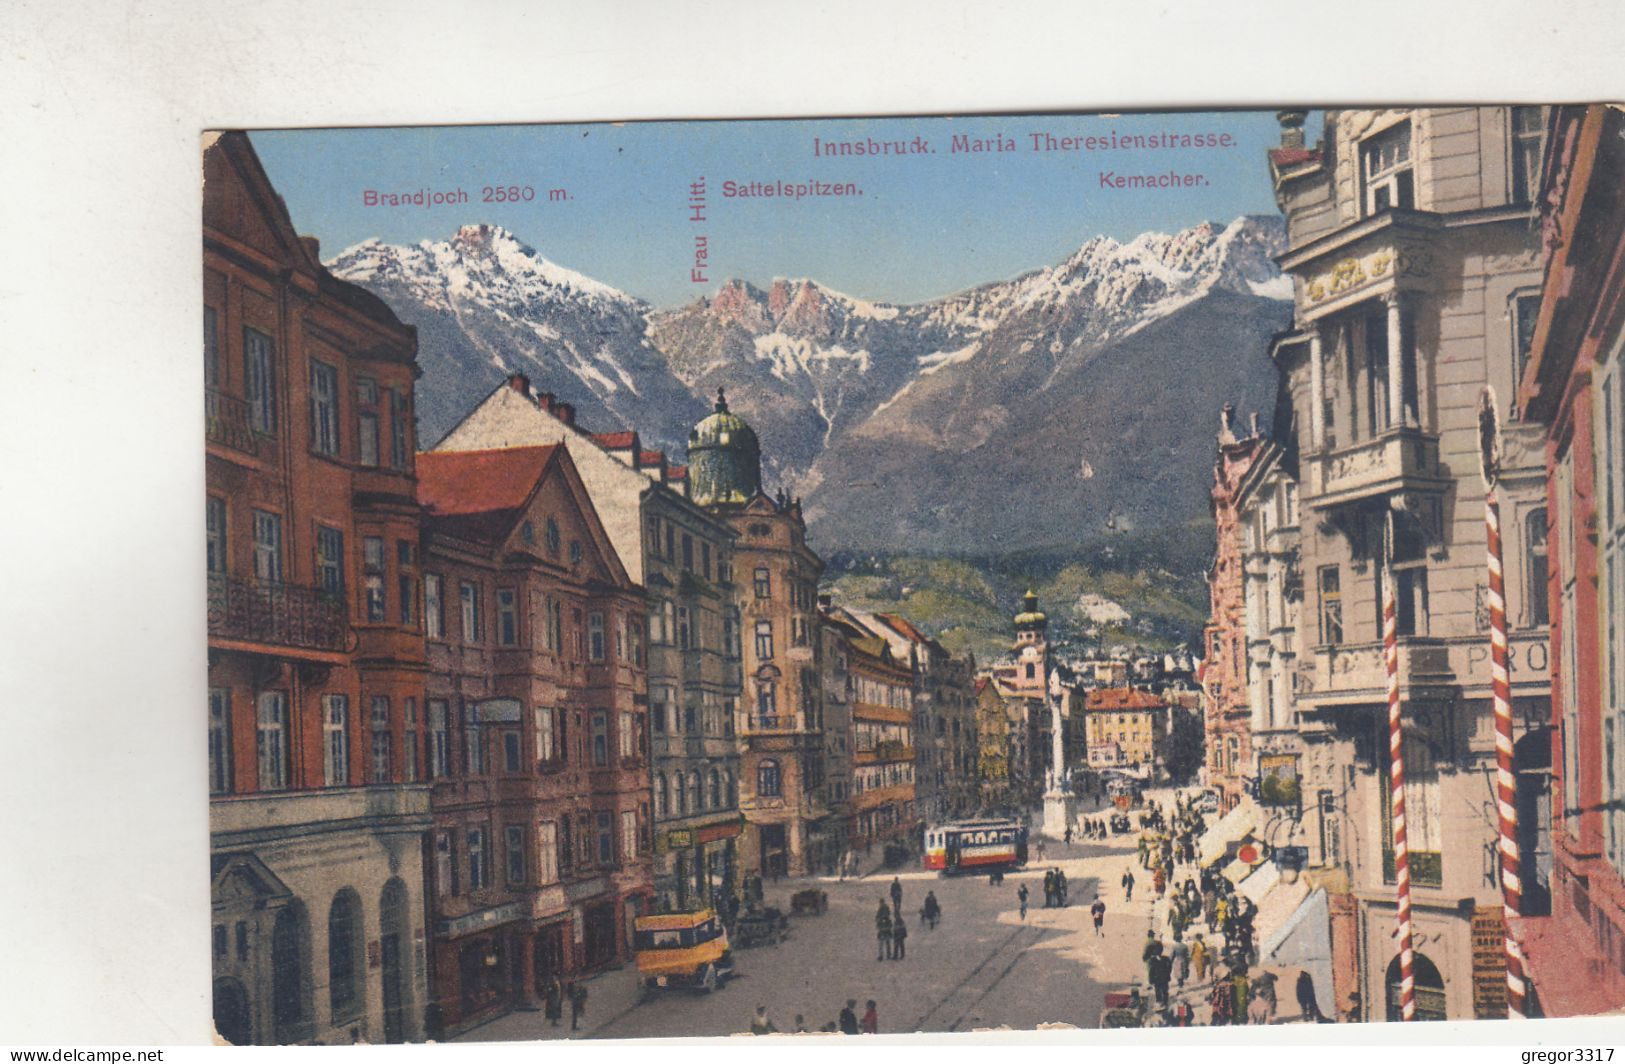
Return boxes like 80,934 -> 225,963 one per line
545,517 -> 561,556
1512,292 -> 1542,404
758,758 -> 782,797
424,574 -> 444,639
656,774 -> 668,817
434,831 -> 455,897
535,706 -> 555,763
251,510 -> 283,583
1559,447 -> 1582,839
315,526 -> 344,597
756,682 -> 777,723
1383,514 -> 1430,637
327,890 -> 361,1018
665,523 -> 675,560
502,730 -> 521,773
754,568 -> 771,599
356,378 -> 379,467
464,705 -> 485,775
619,711 -> 635,760
206,497 -> 227,575
588,612 -> 605,661
309,360 -> 340,456
596,811 -> 614,866
204,306 -> 220,387
1598,352 -> 1625,866
548,597 -> 564,653
724,609 -> 740,658
363,537 -> 386,622
708,769 -> 721,809
460,582 -> 483,643
467,826 -> 486,890
403,697 -> 418,782
621,810 -> 637,861
676,606 -> 691,650
651,691 -> 666,734
755,620 -> 774,661
1526,509 -> 1550,628
370,696 -> 392,783
1361,120 -> 1413,215
396,541 -> 415,626
209,688 -> 232,794
726,769 -> 737,807
428,700 -> 449,777
675,772 -> 688,816
497,589 -> 518,646
536,822 -> 559,885
389,388 -> 410,471
1510,106 -> 1545,205
591,711 -> 608,766
569,539 -> 582,566
685,699 -> 696,733
682,534 -> 694,571
505,825 -> 526,885
559,817 -> 573,875
322,694 -> 350,786
1318,566 -> 1343,645
702,542 -> 712,580
256,691 -> 288,790
243,327 -> 276,435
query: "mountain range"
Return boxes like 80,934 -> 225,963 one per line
326,216 -> 1293,559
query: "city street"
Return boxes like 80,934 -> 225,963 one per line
462,798 -> 1197,1041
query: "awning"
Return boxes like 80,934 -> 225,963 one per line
1237,857 -> 1281,903
1260,886 -> 1333,1018
1198,795 -> 1261,867
1221,858 -> 1255,884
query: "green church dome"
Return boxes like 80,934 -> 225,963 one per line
1013,589 -> 1048,628
688,388 -> 761,508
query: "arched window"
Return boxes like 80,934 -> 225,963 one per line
656,773 -> 669,818
327,888 -> 364,1020
758,759 -> 781,798
708,769 -> 721,810
271,902 -> 310,1043
690,771 -> 704,810
676,772 -> 688,816
726,769 -> 737,808
1385,951 -> 1446,1022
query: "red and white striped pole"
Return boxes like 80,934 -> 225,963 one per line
1481,389 -> 1527,1018
1384,511 -> 1417,1021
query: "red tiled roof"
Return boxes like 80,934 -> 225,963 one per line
416,446 -> 558,515
1269,147 -> 1321,168
1084,687 -> 1168,712
876,612 -> 931,645
593,431 -> 637,449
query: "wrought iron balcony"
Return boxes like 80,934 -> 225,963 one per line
206,388 -> 263,458
208,573 -> 347,652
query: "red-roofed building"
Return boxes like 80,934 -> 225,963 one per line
417,442 -> 653,1032
1082,687 -> 1170,771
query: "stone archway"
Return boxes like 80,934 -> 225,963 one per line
213,976 -> 252,1046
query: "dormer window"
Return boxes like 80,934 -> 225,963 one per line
1361,121 -> 1414,215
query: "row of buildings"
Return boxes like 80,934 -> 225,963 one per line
1199,104 -> 1625,1022
203,131 -> 986,1045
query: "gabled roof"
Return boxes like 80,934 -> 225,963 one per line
416,445 -> 560,516
1084,687 -> 1169,712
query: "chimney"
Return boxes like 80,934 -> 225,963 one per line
299,235 -> 321,261
556,402 -> 575,426
507,372 -> 531,398
1218,402 -> 1238,446
1276,109 -> 1308,150
538,392 -> 556,414
1249,412 -> 1262,438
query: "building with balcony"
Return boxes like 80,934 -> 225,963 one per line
830,614 -> 917,848
1265,107 -> 1553,1022
1512,104 -> 1625,1017
688,393 -> 831,877
1205,406 -> 1266,812
205,132 -> 431,1046
415,444 -> 653,1032
817,609 -> 855,871
434,375 -> 744,916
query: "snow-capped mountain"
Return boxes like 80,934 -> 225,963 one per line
326,224 -> 705,451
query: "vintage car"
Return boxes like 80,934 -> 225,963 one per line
633,909 -> 734,994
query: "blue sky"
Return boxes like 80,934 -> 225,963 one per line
251,110 -> 1293,307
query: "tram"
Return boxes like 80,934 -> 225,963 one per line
922,819 -> 1029,874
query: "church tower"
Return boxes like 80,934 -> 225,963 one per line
687,387 -> 761,508
1011,589 -> 1049,697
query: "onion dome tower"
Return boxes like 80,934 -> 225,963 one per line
1013,589 -> 1049,648
687,387 -> 761,508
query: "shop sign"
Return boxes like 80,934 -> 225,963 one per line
437,901 -> 524,939
1472,905 -> 1509,1019
667,829 -> 694,849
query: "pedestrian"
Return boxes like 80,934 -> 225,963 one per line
1036,839 -> 1047,863
1150,953 -> 1173,1007
860,1000 -> 879,1034
1090,894 -> 1106,935
1251,970 -> 1278,1025
1295,969 -> 1327,1023
1018,883 -> 1029,920
839,998 -> 860,1035
1056,869 -> 1069,907
891,913 -> 908,959
890,876 -> 903,914
568,981 -> 587,1032
922,890 -> 941,930
1064,825 -> 1074,847
751,1005 -> 779,1035
1121,868 -> 1135,901
1142,930 -> 1164,984
1231,968 -> 1250,1025
543,979 -> 562,1027
1153,865 -> 1167,898
1208,971 -> 1233,1026
1173,997 -> 1192,1027
1191,935 -> 1209,983
1043,868 -> 1056,908
1171,933 -> 1190,988
875,900 -> 893,960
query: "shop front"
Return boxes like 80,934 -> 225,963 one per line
433,901 -> 527,1029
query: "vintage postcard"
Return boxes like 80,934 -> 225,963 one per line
201,105 -> 1625,1043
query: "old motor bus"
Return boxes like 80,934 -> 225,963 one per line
633,909 -> 734,994
922,819 -> 1029,874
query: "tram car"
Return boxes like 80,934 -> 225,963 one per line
923,819 -> 1029,874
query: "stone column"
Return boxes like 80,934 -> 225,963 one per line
1385,291 -> 1406,429
1309,327 -> 1326,450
